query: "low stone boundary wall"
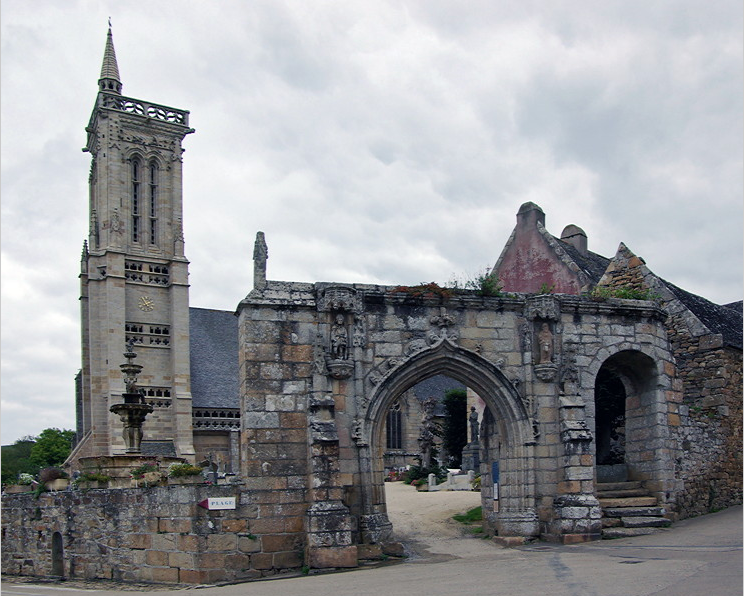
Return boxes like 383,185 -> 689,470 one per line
1,484 -> 306,584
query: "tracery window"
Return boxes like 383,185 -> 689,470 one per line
131,158 -> 141,243
386,400 -> 403,450
148,161 -> 158,245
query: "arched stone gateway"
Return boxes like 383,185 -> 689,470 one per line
237,282 -> 677,565
359,338 -> 538,542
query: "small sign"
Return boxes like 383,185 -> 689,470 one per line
198,497 -> 236,510
492,461 -> 500,501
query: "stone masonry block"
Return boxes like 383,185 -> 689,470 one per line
128,534 -> 152,549
238,536 -> 261,553
262,533 -> 300,553
168,551 -> 194,568
244,412 -> 280,429
206,533 -> 237,551
145,550 -> 168,566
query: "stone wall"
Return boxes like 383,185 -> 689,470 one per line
597,243 -> 743,518
1,485 -> 303,584
237,281 -> 675,545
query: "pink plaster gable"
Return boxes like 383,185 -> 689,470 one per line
494,202 -> 583,295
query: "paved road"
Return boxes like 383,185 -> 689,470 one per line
3,504 -> 741,596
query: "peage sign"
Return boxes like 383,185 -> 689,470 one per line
197,497 -> 237,510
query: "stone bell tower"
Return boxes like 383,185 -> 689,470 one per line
72,26 -> 196,463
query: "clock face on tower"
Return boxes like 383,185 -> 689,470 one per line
138,296 -> 155,312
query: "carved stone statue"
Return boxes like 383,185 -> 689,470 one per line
331,314 -> 349,360
538,322 -> 554,364
469,406 -> 479,443
418,397 -> 437,469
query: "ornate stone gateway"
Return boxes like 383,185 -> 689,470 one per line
237,235 -> 677,565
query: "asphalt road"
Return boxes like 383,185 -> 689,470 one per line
2,504 -> 741,596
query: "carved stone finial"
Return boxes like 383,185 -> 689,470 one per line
253,231 -> 268,290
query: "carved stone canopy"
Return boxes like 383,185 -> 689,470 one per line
317,285 -> 361,313
525,295 -> 560,321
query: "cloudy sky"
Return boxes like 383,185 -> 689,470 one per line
1,1 -> 741,444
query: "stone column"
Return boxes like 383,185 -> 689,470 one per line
550,394 -> 602,543
305,392 -> 358,568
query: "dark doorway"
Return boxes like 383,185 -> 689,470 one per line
51,531 -> 64,577
595,368 -> 626,466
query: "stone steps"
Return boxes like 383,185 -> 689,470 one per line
598,496 -> 658,508
603,506 -> 666,518
596,481 -> 643,492
597,480 -> 671,539
602,527 -> 664,539
596,488 -> 649,499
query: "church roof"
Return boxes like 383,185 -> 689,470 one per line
558,241 -> 611,284
410,375 -> 465,416
189,307 -> 239,409
663,282 -> 743,349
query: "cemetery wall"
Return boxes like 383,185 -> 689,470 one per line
1,484 -> 305,584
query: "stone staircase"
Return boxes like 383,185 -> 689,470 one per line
597,480 -> 671,538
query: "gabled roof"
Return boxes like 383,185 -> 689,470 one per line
558,241 -> 611,285
664,282 -> 743,349
189,307 -> 239,409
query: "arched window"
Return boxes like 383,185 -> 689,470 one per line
386,400 -> 402,450
148,161 -> 158,245
131,158 -> 141,243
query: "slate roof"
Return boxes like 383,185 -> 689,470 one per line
410,375 -> 466,416
664,282 -> 743,349
189,307 -> 239,409
558,241 -> 611,284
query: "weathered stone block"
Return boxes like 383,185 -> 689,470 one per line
206,533 -> 237,551
128,534 -> 151,550
307,545 -> 358,568
151,566 -> 179,583
238,535 -> 261,553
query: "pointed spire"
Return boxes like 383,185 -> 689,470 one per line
98,21 -> 122,94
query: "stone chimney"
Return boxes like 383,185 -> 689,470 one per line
516,202 -> 546,229
560,224 -> 588,257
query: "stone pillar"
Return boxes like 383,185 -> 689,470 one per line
305,392 -> 358,568
550,394 -> 602,543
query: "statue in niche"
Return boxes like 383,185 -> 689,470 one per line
469,406 -> 479,443
538,322 -> 554,364
331,314 -> 349,360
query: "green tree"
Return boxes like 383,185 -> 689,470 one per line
1,437 -> 36,485
442,389 -> 467,468
28,428 -> 75,469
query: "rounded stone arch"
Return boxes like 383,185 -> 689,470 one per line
582,345 -> 674,493
359,339 -> 539,542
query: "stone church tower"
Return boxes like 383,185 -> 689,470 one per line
72,27 -> 196,461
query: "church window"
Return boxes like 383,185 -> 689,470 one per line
148,162 -> 158,245
386,400 -> 403,450
131,158 -> 141,243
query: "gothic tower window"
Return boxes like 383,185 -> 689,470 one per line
386,400 -> 403,450
148,161 -> 158,245
131,157 -> 141,243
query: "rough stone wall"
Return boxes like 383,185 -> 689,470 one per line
237,282 -> 675,546
0,485 -> 307,584
598,243 -> 743,517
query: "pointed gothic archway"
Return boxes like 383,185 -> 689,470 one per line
357,338 -> 539,543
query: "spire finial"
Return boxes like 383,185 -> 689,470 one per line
253,231 -> 268,290
98,22 -> 122,94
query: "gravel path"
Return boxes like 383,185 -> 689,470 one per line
384,480 -> 497,562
